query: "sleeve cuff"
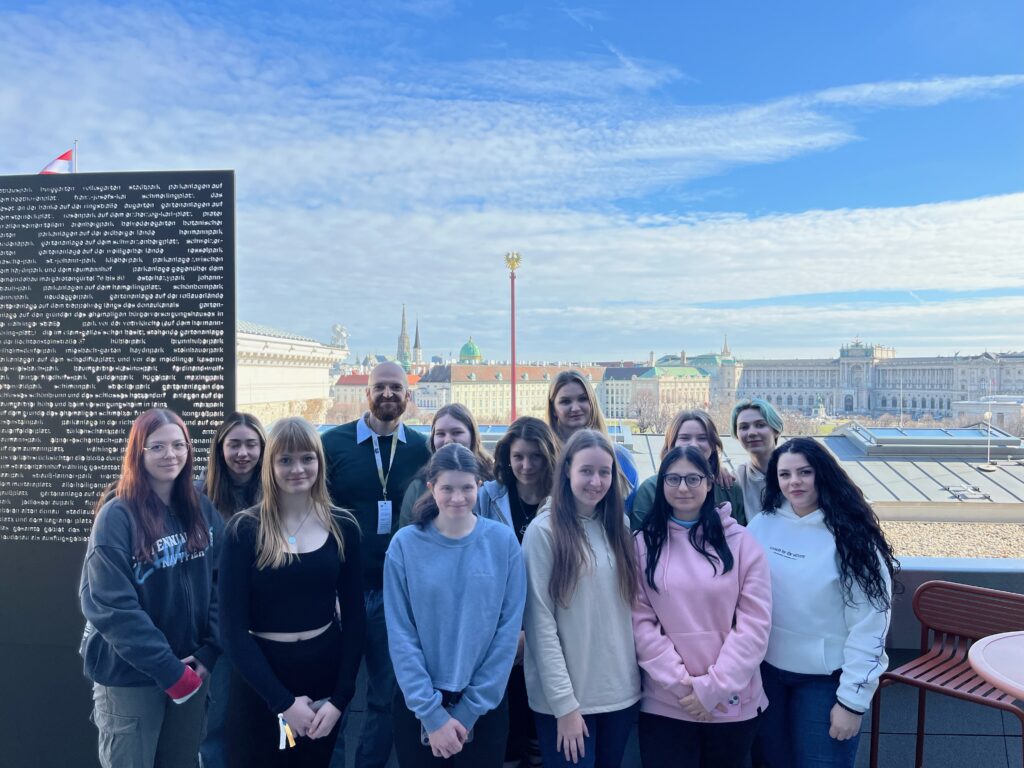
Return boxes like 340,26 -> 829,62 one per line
165,666 -> 203,704
329,686 -> 355,714
549,693 -> 581,719
835,698 -> 865,716
689,674 -> 723,711
420,702 -> 450,734
448,700 -> 479,732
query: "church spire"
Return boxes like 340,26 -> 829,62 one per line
413,317 -> 423,364
721,333 -> 731,358
396,304 -> 412,370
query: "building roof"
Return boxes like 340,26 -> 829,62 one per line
238,320 -> 320,343
627,430 -> 1024,505
449,364 -> 605,383
642,366 -> 709,379
334,374 -> 369,386
603,366 -> 654,381
459,337 -> 483,361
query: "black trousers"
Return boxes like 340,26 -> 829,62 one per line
392,689 -> 509,768
226,624 -> 344,768
505,663 -> 536,762
638,710 -> 760,768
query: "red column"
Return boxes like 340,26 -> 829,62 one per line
510,269 -> 517,422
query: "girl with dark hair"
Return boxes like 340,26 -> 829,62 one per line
219,417 -> 365,767
481,416 -> 558,539
630,410 -> 746,530
199,411 -> 266,768
523,429 -> 640,768
545,370 -> 639,510
202,412 -> 267,520
385,443 -> 526,766
749,438 -> 898,768
80,408 -> 222,768
479,416 -> 558,768
633,446 -> 771,768
398,403 -> 495,527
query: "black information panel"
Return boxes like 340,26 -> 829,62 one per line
0,170 -> 235,767
0,170 -> 235,546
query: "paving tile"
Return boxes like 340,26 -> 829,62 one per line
860,733 -> 1009,768
871,680 -> 1007,735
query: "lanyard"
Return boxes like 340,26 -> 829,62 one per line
370,431 -> 400,500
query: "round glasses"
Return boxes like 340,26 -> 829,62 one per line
664,473 -> 708,488
142,441 -> 189,457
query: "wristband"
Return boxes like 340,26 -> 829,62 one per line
835,698 -> 864,716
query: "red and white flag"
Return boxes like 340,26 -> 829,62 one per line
39,148 -> 74,174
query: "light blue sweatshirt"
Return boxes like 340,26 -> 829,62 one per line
384,515 -> 526,732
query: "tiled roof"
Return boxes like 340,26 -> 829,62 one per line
448,364 -> 605,384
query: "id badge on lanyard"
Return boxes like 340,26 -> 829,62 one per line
371,432 -> 399,535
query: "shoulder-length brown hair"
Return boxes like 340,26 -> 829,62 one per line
494,416 -> 557,498
204,412 -> 267,519
112,408 -> 207,563
547,429 -> 637,608
429,403 -> 495,479
248,417 -> 347,570
545,370 -> 607,443
661,409 -> 725,475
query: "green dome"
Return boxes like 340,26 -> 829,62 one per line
459,336 -> 483,363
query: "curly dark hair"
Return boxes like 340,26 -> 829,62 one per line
762,438 -> 898,610
640,446 -> 734,592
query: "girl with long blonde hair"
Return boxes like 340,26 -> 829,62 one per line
219,417 -> 366,767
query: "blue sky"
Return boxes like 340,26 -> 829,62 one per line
1,0 -> 1022,362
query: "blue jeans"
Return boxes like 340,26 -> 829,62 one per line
331,589 -> 397,768
199,659 -> 230,768
534,704 -> 637,768
753,662 -> 860,768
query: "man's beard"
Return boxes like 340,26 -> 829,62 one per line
370,398 -> 406,422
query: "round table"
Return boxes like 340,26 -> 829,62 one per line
968,630 -> 1024,699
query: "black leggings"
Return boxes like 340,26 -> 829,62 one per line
638,710 -> 760,768
392,689 -> 509,768
226,624 -> 344,768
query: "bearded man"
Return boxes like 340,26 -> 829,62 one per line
322,361 -> 430,767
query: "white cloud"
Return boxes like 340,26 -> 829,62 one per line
1,4 -> 1022,360
810,75 -> 1024,108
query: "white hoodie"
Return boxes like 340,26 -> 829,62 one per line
747,502 -> 891,713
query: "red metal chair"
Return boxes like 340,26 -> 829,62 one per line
869,580 -> 1024,768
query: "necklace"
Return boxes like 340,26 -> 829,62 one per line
515,489 -> 539,539
286,507 -> 315,546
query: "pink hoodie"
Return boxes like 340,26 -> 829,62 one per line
632,503 -> 772,723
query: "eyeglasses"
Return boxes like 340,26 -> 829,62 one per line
664,473 -> 707,488
143,441 -> 189,456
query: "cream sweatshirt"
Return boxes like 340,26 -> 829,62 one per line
522,507 -> 641,718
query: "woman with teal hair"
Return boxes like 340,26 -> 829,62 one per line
729,398 -> 784,521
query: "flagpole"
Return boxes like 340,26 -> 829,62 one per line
73,139 -> 78,173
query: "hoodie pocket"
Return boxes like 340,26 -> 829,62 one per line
669,630 -> 727,676
767,623 -> 830,674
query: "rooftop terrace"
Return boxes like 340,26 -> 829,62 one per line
338,650 -> 1023,767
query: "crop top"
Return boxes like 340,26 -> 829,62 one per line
219,509 -> 366,714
